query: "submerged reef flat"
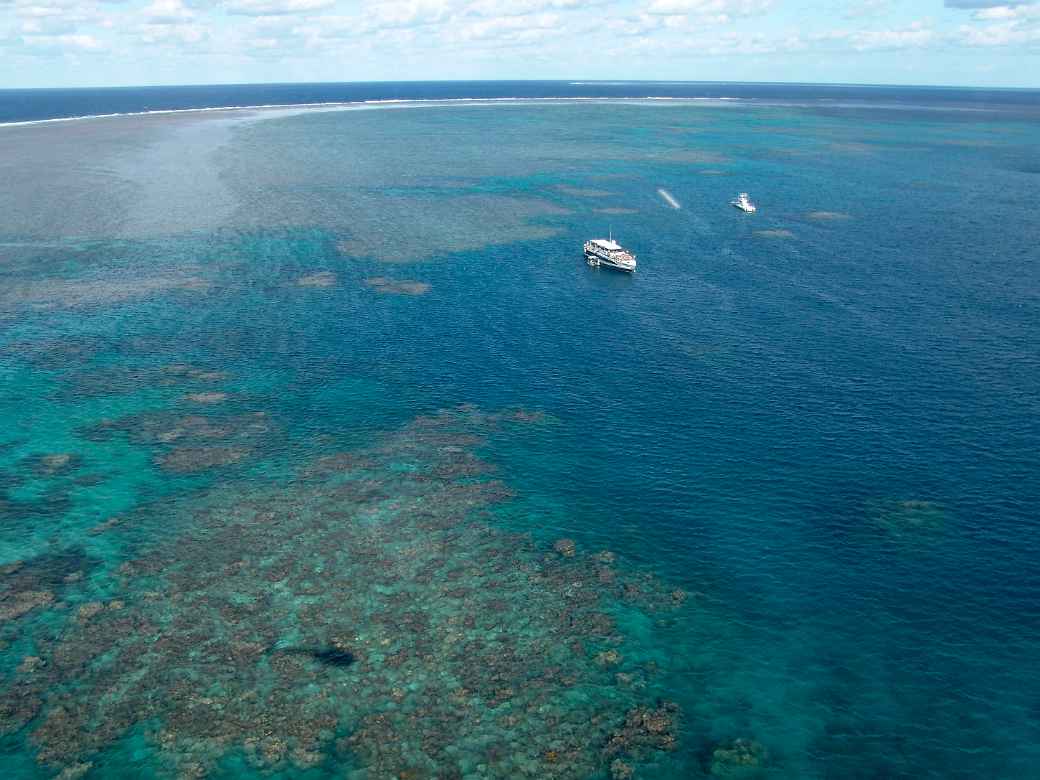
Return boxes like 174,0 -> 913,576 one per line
334,195 -> 566,263
594,207 -> 639,215
364,277 -> 431,296
658,149 -> 729,165
81,408 -> 276,475
865,498 -> 949,539
827,142 -> 877,155
183,392 -> 229,404
22,453 -> 82,478
295,271 -> 338,288
1,338 -> 104,371
555,185 -> 614,198
0,272 -> 210,313
754,229 -> 795,240
62,362 -> 228,400
3,409 -> 685,778
806,211 -> 852,221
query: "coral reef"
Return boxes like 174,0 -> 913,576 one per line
555,185 -> 613,198
364,277 -> 431,296
82,408 -> 276,474
709,737 -> 769,778
554,538 -> 577,558
296,271 -> 338,288
866,498 -> 948,538
0,549 -> 93,622
604,702 -> 680,757
0,273 -> 209,311
87,517 -> 122,536
5,408 -> 685,778
24,453 -> 81,477
333,195 -> 566,263
88,409 -> 271,447
156,445 -> 249,473
183,392 -> 228,404
160,364 -> 228,383
64,363 -> 227,400
0,589 -> 54,623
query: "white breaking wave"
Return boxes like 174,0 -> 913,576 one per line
0,96 -> 750,130
657,189 -> 681,209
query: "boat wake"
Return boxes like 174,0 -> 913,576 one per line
658,188 -> 681,209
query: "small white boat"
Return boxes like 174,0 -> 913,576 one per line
731,192 -> 757,213
584,235 -> 636,273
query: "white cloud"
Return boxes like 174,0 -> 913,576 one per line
2,0 -> 1039,81
142,0 -> 194,23
844,0 -> 891,18
973,3 -> 1040,19
20,15 -> 78,32
14,0 -> 100,19
225,0 -> 335,15
604,12 -> 667,35
20,31 -> 104,51
139,20 -> 209,44
944,1 -> 1033,7
645,0 -> 773,18
464,0 -> 588,16
363,0 -> 454,28
957,19 -> 1040,44
949,1 -> 1040,47
452,10 -> 561,41
812,21 -> 936,51
16,4 -> 66,17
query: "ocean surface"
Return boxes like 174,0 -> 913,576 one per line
1,82 -> 1038,779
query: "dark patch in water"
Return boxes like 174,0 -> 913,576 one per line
2,548 -> 93,590
0,489 -> 73,523
1002,155 -> 1040,174
273,645 -> 356,668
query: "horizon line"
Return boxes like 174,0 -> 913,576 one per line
3,78 -> 1040,92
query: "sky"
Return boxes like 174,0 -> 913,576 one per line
1,0 -> 1039,89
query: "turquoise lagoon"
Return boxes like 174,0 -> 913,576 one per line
1,94 -> 1039,778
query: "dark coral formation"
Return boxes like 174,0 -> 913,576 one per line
87,409 -> 272,447
156,445 -> 249,473
709,737 -> 769,778
62,362 -> 227,400
81,408 -> 277,474
1,549 -> 92,612
3,408 -> 686,778
605,702 -> 681,758
23,453 -> 82,477
0,588 -> 54,623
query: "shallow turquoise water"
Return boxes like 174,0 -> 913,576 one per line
1,98 -> 1039,778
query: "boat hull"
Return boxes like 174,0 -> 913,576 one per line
585,250 -> 636,273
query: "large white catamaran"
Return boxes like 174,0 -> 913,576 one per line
584,233 -> 637,273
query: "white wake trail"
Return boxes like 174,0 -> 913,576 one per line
657,188 -> 681,209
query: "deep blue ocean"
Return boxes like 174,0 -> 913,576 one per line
1,82 -> 1038,779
